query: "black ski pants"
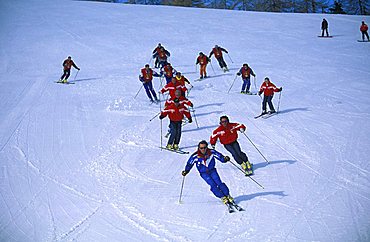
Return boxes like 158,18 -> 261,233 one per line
224,141 -> 248,165
60,69 -> 71,80
362,31 -> 370,41
168,121 -> 182,145
262,95 -> 275,112
216,57 -> 227,69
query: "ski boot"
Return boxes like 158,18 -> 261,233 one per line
166,144 -> 173,150
62,79 -> 68,84
173,144 -> 179,151
221,196 -> 229,204
241,161 -> 253,176
227,195 -> 234,203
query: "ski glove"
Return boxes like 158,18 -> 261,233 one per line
211,144 -> 216,149
224,156 -> 230,162
182,170 -> 189,176
237,72 -> 241,76
279,87 -> 283,91
258,91 -> 262,96
240,128 -> 245,133
159,115 -> 165,120
188,118 -> 193,123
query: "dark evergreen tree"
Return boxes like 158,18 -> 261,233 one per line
329,1 -> 346,13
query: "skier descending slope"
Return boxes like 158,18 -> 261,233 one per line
257,77 -> 282,116
196,52 -> 211,79
58,56 -> 80,83
210,116 -> 253,175
209,45 -> 229,72
139,64 -> 161,103
182,140 -> 242,212
159,98 -> 192,151
237,63 -> 256,94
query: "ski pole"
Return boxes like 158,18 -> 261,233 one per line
227,53 -> 234,63
253,76 -> 257,91
242,133 -> 270,164
195,64 -> 197,73
210,62 -> 216,75
159,93 -> 163,149
190,108 -> 199,128
227,75 -> 238,93
73,70 -> 79,82
277,90 -> 282,113
134,85 -> 143,99
149,112 -> 160,122
179,176 -> 186,203
229,160 -> 264,189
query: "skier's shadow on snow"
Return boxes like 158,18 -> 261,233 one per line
235,191 -> 287,203
193,110 -> 224,117
278,107 -> 309,114
254,159 -> 297,171
195,103 -> 224,109
182,124 -> 218,134
74,77 -> 101,82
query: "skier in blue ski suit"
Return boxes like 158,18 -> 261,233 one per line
182,140 -> 234,204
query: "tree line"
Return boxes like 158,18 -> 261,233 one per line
93,0 -> 369,15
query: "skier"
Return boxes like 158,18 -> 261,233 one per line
159,98 -> 192,150
360,21 -> 369,41
161,62 -> 176,84
237,63 -> 256,94
174,72 -> 192,96
59,56 -> 80,83
321,18 -> 329,37
152,43 -> 162,68
153,46 -> 170,68
165,89 -> 193,108
181,140 -> 235,205
258,77 -> 282,115
209,45 -> 229,72
160,75 -> 187,99
196,52 -> 211,79
210,116 -> 253,175
139,64 -> 160,103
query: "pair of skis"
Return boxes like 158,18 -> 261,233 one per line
159,146 -> 189,154
55,81 -> 75,85
254,111 -> 278,119
226,201 -> 244,213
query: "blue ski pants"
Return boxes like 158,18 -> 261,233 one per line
168,121 -> 182,145
200,169 -> 229,198
241,77 -> 251,92
143,81 -> 158,101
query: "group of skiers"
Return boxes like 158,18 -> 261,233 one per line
320,19 -> 369,41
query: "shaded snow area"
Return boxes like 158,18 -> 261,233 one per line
1,0 -> 370,241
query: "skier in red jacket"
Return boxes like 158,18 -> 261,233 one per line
159,98 -> 192,150
59,56 -> 80,83
196,52 -> 211,79
210,116 -> 252,175
139,64 -> 161,103
160,74 -> 188,99
209,45 -> 229,72
360,21 -> 369,41
258,77 -> 282,115
161,63 -> 176,84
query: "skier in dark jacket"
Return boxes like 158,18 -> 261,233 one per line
153,46 -> 170,68
209,45 -> 229,72
182,140 -> 234,205
237,63 -> 256,94
59,56 -> 80,83
321,18 -> 329,37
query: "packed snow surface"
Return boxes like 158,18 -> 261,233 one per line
0,0 -> 370,241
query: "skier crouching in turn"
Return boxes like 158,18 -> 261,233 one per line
159,98 -> 192,151
258,77 -> 282,115
210,115 -> 253,175
181,140 -> 234,205
59,56 -> 80,83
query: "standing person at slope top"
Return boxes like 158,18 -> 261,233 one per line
59,56 -> 80,83
196,52 -> 211,79
209,45 -> 229,72
258,77 -> 282,115
210,116 -> 253,175
237,63 -> 256,94
139,64 -> 161,103
181,140 -> 235,205
360,21 -> 370,42
321,18 -> 329,37
153,46 -> 170,69
159,98 -> 192,151
161,62 -> 176,84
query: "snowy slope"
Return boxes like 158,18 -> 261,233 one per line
1,0 -> 370,241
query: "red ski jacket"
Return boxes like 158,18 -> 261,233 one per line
163,65 -> 174,78
165,96 -> 193,107
210,122 -> 246,145
259,81 -> 280,96
141,68 -> 154,82
160,80 -> 187,98
63,59 -> 78,71
196,55 -> 210,66
160,103 -> 191,122
360,23 -> 368,32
